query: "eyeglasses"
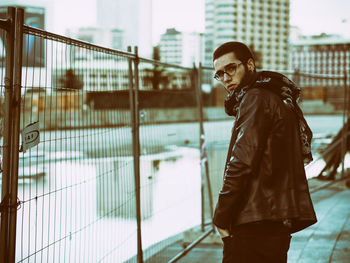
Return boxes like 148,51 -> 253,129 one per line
214,62 -> 242,81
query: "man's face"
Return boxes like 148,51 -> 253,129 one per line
213,52 -> 248,93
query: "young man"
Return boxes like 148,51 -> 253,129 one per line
212,42 -> 317,263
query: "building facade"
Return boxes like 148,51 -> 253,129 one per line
96,0 -> 152,57
159,28 -> 204,67
290,35 -> 350,88
204,0 -> 290,70
69,27 -> 124,51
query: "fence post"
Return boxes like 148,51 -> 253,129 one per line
197,64 -> 205,232
345,71 -> 349,116
341,70 -> 349,179
196,63 -> 215,232
128,46 -> 143,263
193,65 -> 205,232
8,8 -> 24,263
0,7 -> 16,262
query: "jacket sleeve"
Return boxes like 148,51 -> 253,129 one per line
213,90 -> 271,229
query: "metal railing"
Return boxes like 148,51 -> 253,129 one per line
0,6 -> 349,263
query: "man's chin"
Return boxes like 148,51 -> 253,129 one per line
226,85 -> 237,93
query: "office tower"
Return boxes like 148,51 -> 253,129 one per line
159,28 -> 204,67
205,0 -> 290,70
97,0 -> 153,57
69,27 -> 124,51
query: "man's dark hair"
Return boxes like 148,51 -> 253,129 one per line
213,41 -> 254,63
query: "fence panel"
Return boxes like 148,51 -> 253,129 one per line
15,26 -> 138,263
134,59 -> 203,262
195,66 -> 229,226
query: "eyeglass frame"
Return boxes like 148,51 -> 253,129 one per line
213,62 -> 243,81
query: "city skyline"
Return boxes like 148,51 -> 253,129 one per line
12,0 -> 348,44
152,0 -> 350,42
1,0 -> 349,47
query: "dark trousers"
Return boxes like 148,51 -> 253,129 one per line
222,221 -> 292,263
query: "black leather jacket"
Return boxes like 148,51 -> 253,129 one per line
213,86 -> 317,233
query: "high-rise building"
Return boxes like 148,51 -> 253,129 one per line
204,0 -> 290,70
97,0 -> 152,57
159,28 -> 204,67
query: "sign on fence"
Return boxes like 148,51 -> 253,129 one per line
21,121 -> 39,152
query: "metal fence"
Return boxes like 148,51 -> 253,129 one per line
0,7 -> 214,263
1,6 -> 350,263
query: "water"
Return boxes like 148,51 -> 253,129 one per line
8,115 -> 346,262
14,148 -> 200,262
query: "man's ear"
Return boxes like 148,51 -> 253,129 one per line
247,58 -> 256,72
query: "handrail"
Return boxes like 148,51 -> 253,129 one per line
23,25 -> 136,59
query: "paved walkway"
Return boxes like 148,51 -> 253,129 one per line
147,178 -> 350,263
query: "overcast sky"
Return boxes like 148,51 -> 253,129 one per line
151,0 -> 350,43
51,0 -> 350,44
290,0 -> 350,37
